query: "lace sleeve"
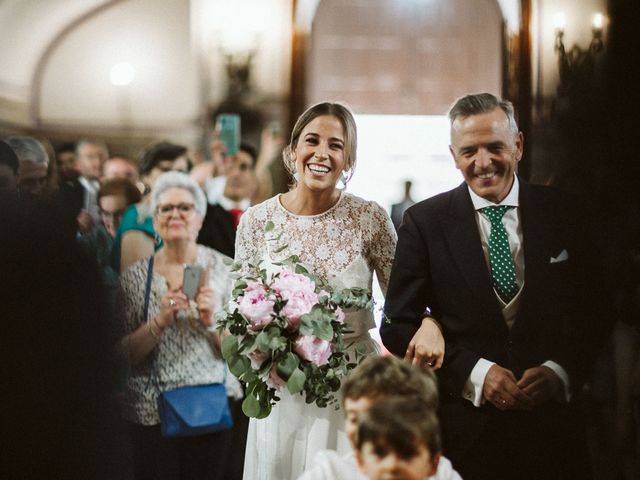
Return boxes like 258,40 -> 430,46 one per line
234,206 -> 263,274
364,201 -> 397,296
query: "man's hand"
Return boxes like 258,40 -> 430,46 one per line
517,366 -> 563,406
77,209 -> 94,234
483,364 -> 534,411
404,317 -> 445,369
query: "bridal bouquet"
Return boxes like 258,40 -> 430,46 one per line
217,223 -> 372,418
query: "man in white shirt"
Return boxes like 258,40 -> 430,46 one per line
382,93 -> 607,479
76,139 -> 108,233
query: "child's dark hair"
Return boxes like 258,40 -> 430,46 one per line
356,396 -> 441,460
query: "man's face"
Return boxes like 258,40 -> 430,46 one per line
57,151 -> 79,180
223,150 -> 256,202
77,143 -> 107,180
103,157 -> 139,183
449,108 -> 523,204
18,160 -> 48,195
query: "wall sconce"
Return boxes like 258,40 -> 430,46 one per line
554,12 -> 605,97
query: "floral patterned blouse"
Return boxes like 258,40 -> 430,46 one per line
118,245 -> 242,425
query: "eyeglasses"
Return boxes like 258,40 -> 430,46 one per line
156,203 -> 196,218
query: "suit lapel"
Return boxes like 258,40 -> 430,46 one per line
441,183 -> 503,319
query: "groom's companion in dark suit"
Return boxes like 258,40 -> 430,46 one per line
381,93 -> 608,480
197,142 -> 258,258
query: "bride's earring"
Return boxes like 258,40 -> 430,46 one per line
340,171 -> 349,188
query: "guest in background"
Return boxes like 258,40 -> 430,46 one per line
390,180 -> 415,232
197,142 -> 258,258
6,135 -> 50,197
118,172 -> 242,480
103,155 -> 140,185
55,141 -> 79,184
112,141 -> 190,273
80,178 -> 141,316
76,139 -> 109,232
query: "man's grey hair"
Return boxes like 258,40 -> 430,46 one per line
150,171 -> 207,217
5,136 -> 49,165
76,139 -> 109,157
448,93 -> 519,136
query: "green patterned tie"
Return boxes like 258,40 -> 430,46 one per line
481,206 -> 519,303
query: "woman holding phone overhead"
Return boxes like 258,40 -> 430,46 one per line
117,171 -> 244,480
235,102 -> 445,480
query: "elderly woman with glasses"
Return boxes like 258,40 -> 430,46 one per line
118,171 -> 243,480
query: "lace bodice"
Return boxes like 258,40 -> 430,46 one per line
235,192 -> 397,296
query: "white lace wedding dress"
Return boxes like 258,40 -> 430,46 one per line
235,192 -> 397,480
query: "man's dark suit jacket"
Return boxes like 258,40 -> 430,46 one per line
197,204 -> 236,258
381,180 -> 607,476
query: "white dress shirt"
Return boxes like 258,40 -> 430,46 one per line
461,176 -> 570,406
78,176 -> 101,225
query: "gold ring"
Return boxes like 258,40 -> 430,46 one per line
169,299 -> 177,307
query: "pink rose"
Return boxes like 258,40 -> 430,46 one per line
238,282 -> 275,329
272,270 -> 317,301
334,307 -> 345,324
272,270 -> 319,329
294,335 -> 333,366
249,350 -> 269,370
281,294 -> 317,330
266,364 -> 287,390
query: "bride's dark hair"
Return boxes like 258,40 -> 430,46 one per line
282,102 -> 357,186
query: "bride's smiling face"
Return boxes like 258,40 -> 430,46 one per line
293,115 -> 346,193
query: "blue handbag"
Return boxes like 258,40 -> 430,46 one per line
143,257 -> 234,438
158,383 -> 233,437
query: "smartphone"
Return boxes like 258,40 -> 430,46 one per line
216,113 -> 241,156
182,264 -> 204,300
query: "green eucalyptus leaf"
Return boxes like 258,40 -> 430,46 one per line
228,354 -> 251,377
314,321 -> 333,341
276,352 -> 299,380
264,221 -> 275,232
294,264 -> 309,274
287,368 -> 306,394
221,335 -> 239,360
242,391 -> 262,418
273,244 -> 288,254
256,331 -> 271,352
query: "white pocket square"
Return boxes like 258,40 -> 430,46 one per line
550,249 -> 569,263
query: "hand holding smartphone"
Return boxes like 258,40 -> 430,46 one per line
182,265 -> 204,301
215,113 -> 241,157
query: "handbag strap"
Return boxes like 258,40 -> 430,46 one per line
143,256 -> 162,392
143,255 -> 154,322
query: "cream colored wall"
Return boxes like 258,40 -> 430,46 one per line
38,0 -> 198,139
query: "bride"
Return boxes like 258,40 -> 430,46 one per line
235,102 -> 444,480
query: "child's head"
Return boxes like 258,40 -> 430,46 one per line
341,355 -> 438,448
355,396 -> 441,480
